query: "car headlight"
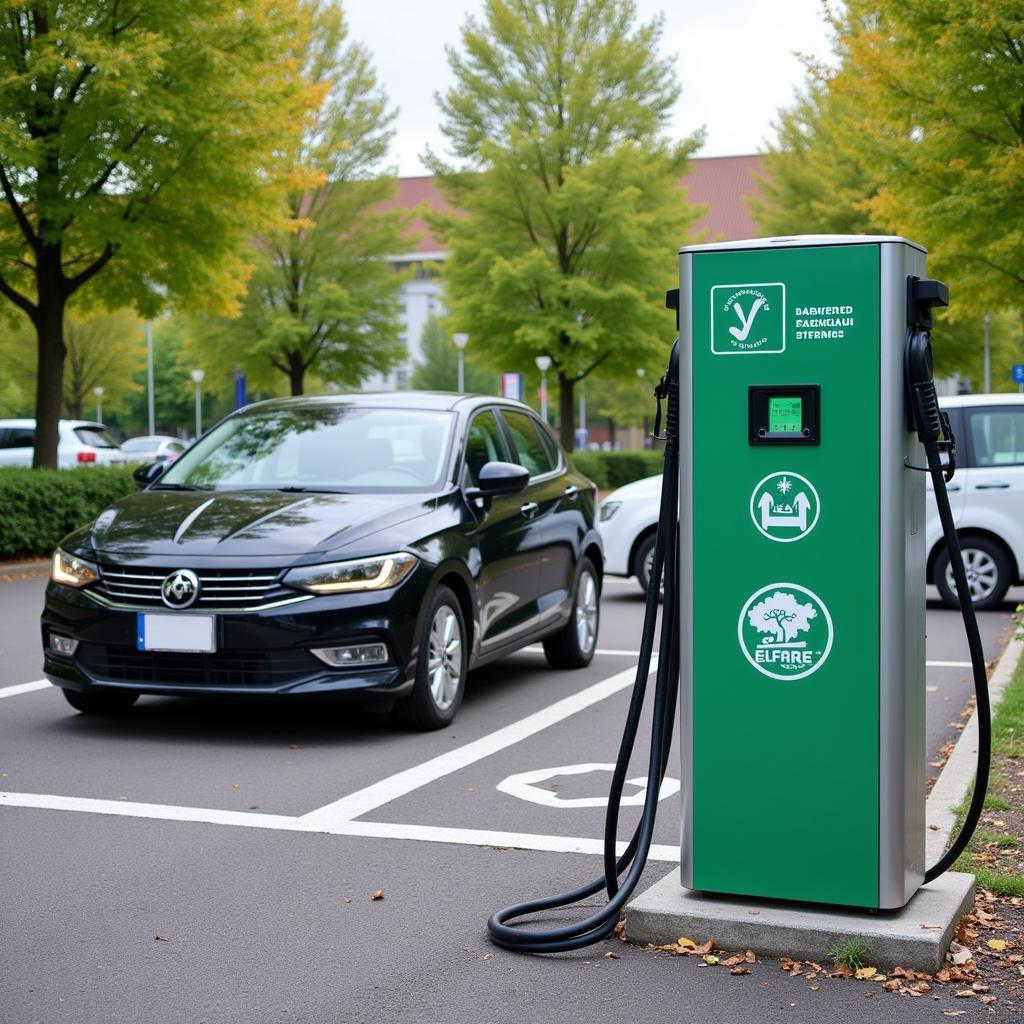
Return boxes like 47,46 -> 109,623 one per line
599,500 -> 622,522
51,549 -> 100,588
283,553 -> 417,594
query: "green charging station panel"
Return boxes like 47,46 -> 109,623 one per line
678,236 -> 928,910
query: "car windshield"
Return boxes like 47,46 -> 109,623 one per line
157,406 -> 456,492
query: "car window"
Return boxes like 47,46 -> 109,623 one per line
464,410 -> 509,487
535,419 -> 563,469
121,438 -> 156,452
3,427 -> 34,448
168,441 -> 186,454
501,410 -> 555,477
74,426 -> 119,448
967,408 -> 1024,467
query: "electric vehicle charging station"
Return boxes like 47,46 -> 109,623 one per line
489,233 -> 989,957
678,235 -> 928,910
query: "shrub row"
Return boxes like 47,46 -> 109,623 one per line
0,466 -> 136,560
571,449 -> 664,490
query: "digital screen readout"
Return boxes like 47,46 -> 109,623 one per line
768,396 -> 803,434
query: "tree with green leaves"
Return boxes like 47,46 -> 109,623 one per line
831,0 -> 1024,322
427,0 -> 704,449
410,314 -> 495,394
189,1 -> 410,397
0,1 -> 310,466
0,307 -> 144,421
750,69 -> 879,238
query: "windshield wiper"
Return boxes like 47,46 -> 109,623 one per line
273,485 -> 349,494
151,483 -> 213,491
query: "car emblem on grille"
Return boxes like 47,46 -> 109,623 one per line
161,569 -> 200,609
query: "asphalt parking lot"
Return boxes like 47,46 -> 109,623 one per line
2,566 -> 1020,1024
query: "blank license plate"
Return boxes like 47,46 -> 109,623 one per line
136,613 -> 216,653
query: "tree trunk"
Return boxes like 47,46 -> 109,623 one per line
33,253 -> 67,469
287,352 -> 305,396
558,371 -> 576,452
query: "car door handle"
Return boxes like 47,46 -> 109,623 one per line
564,485 -> 579,501
975,482 -> 1010,489
520,501 -> 540,519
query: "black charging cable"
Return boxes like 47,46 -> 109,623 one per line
905,316 -> 992,883
486,340 -> 682,954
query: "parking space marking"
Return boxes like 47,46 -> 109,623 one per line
0,791 -> 680,862
0,679 -> 49,699
522,646 -> 644,657
297,661 -> 655,828
496,763 -> 680,808
926,660 -> 972,668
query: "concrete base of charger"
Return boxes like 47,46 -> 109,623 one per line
626,869 -> 975,973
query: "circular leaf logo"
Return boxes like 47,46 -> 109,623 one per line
737,583 -> 833,680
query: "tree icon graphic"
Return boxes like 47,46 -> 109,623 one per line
747,591 -> 818,644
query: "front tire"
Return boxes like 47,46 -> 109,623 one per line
62,688 -> 139,714
543,558 -> 600,669
934,536 -> 1012,610
394,585 -> 467,731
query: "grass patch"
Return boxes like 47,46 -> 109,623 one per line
947,627 -> 1024,894
828,938 -> 871,971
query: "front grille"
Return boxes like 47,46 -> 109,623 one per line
93,566 -> 296,610
77,644 -> 323,689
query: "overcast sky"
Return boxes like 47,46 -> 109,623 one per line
343,0 -> 838,177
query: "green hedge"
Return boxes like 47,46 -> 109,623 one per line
0,466 -> 136,560
571,449 -> 664,490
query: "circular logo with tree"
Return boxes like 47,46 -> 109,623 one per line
737,583 -> 833,680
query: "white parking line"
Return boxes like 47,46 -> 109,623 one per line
522,646 -> 646,657
0,791 -> 680,862
298,661 -> 654,827
0,679 -> 50,700
925,660 -> 972,669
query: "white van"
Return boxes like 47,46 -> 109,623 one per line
927,394 -> 1024,608
0,420 -> 126,468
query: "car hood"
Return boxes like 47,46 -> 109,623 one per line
604,473 -> 663,503
88,489 -> 435,560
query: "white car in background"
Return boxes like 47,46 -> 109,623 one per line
927,394 -> 1024,609
597,473 -> 663,595
0,419 -> 126,468
598,394 -> 1024,609
120,434 -> 187,465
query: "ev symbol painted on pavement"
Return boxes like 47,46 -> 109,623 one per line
496,763 -> 680,809
749,471 -> 820,542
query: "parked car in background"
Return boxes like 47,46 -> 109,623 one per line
121,435 -> 187,465
597,473 -> 662,595
42,393 -> 602,730
599,394 -> 1024,609
0,419 -> 125,468
926,393 -> 1024,609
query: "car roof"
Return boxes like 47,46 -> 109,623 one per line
237,391 -> 538,417
940,394 -> 1024,408
0,419 -> 105,428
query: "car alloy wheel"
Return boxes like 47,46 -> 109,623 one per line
934,536 -> 1011,611
427,604 -> 463,712
574,569 -> 598,657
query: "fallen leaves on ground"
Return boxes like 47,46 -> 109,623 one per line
371,889 -> 384,901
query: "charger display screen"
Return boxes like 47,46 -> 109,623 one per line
748,385 -> 820,445
768,396 -> 803,434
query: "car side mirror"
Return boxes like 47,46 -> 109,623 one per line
132,461 -> 165,489
464,461 -> 530,504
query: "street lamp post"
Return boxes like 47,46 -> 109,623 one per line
535,355 -> 552,422
146,320 -> 155,435
452,333 -> 469,393
94,386 -> 104,423
983,313 -> 992,394
190,369 -> 205,439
